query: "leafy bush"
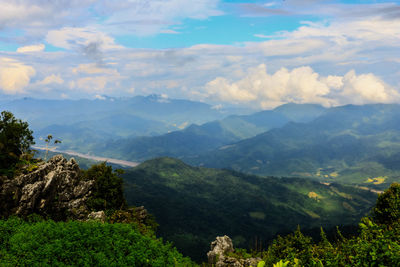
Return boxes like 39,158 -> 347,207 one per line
0,217 -> 195,266
108,208 -> 158,236
258,183 -> 400,266
82,162 -> 126,212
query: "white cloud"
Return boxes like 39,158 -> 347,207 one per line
99,0 -> 222,35
94,94 -> 106,100
160,29 -> 181,34
46,27 -> 122,50
0,0 -> 95,41
0,57 -> 36,94
0,0 -> 222,43
76,76 -> 108,92
37,74 -> 64,85
337,70 -> 400,105
17,44 -> 45,53
203,64 -> 399,109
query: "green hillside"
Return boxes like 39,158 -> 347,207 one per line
188,104 -> 400,189
122,157 -> 377,262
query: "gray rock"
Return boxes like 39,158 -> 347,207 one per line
87,211 -> 106,222
207,235 -> 262,267
0,155 -> 94,220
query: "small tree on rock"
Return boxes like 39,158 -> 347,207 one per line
44,134 -> 61,161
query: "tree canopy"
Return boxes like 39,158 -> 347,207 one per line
0,111 -> 34,176
82,162 -> 126,212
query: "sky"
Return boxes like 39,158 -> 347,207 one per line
0,0 -> 399,109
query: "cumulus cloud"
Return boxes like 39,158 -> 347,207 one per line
204,64 -> 399,109
337,71 -> 399,105
0,57 -> 36,94
17,44 -> 45,53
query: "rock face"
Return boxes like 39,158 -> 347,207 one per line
207,236 -> 261,267
87,211 -> 106,222
0,155 -> 94,220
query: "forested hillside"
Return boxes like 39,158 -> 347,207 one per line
123,157 -> 377,261
189,104 -> 400,189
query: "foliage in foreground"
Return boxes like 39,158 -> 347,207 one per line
255,183 -> 400,266
0,217 -> 195,266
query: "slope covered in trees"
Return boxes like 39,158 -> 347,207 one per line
122,157 -> 378,262
188,104 -> 400,189
250,183 -> 400,266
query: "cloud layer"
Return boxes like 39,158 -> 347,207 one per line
0,0 -> 399,110
204,64 -> 399,108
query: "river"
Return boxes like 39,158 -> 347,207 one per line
32,146 -> 140,168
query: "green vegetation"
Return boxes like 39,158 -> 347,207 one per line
0,217 -> 194,266
0,111 -> 35,177
82,162 -> 126,212
0,112 -> 195,265
123,157 -> 377,262
44,134 -> 61,161
255,183 -> 400,266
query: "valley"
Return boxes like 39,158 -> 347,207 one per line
2,1 -> 400,264
2,96 -> 400,262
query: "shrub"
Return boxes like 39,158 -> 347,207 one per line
0,217 -> 195,266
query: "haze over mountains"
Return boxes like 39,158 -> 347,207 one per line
3,95 -> 400,190
1,95 -> 243,151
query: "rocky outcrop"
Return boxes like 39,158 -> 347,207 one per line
87,211 -> 106,222
0,155 -> 94,220
207,236 -> 261,267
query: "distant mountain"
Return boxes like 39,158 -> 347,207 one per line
95,120 -> 241,161
88,103 -> 326,161
188,104 -> 400,188
123,157 -> 377,262
273,103 -> 327,123
1,95 -> 237,152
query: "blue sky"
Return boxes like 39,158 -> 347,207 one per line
0,0 -> 399,109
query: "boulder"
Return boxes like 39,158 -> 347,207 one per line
207,235 -> 262,267
0,155 -> 94,220
87,210 -> 106,222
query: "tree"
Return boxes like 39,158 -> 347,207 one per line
82,162 -> 126,212
0,111 -> 34,176
44,134 -> 61,161
372,183 -> 400,225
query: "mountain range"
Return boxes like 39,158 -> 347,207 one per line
188,104 -> 400,189
4,96 -> 400,189
0,95 -> 241,151
77,103 -> 326,161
